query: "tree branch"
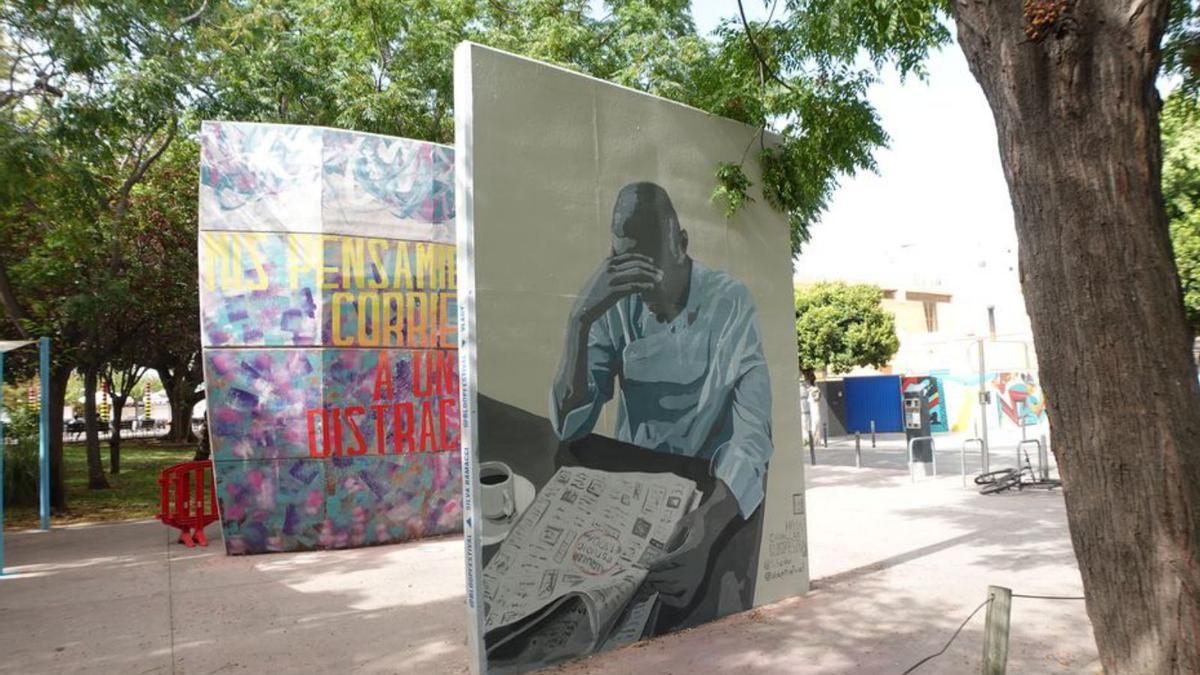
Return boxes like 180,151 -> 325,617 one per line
180,0 -> 209,27
736,0 -> 797,94
112,116 -> 178,221
0,257 -> 30,338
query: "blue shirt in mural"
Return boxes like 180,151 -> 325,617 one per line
550,261 -> 773,518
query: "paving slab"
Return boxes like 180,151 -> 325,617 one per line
0,465 -> 1099,674
0,520 -> 173,675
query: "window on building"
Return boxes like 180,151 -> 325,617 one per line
923,301 -> 938,332
905,291 -> 950,333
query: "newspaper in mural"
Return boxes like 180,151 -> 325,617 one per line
199,121 -> 461,554
455,44 -> 809,673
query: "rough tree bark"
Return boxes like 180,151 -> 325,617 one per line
81,367 -> 110,490
953,1 -> 1200,672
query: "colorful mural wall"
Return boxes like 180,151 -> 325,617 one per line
199,122 -> 461,554
987,371 -> 1046,427
937,369 -> 1047,432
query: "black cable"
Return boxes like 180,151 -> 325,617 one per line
900,598 -> 992,674
900,591 -> 1086,673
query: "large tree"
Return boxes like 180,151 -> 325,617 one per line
0,0 -> 209,495
723,0 -> 1200,670
127,139 -> 204,443
793,282 -> 899,384
952,2 -> 1200,670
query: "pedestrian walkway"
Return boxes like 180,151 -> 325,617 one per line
0,466 -> 1099,674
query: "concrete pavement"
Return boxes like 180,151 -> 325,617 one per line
0,465 -> 1098,674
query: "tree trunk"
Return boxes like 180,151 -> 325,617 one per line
167,396 -> 197,443
82,367 -> 109,490
157,361 -> 202,443
953,2 -> 1200,672
109,397 -> 124,474
48,365 -> 70,511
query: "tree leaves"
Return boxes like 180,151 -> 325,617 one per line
703,1 -> 949,255
794,281 -> 899,383
1162,91 -> 1200,333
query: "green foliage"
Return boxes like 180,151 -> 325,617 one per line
1165,0 -> 1200,99
3,443 -> 191,526
1162,91 -> 1200,333
192,0 -> 953,255
794,281 -> 899,383
697,1 -> 950,253
712,162 -> 755,217
3,405 -> 41,506
4,440 -> 39,507
198,0 -> 711,143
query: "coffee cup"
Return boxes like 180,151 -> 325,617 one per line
480,461 -> 516,521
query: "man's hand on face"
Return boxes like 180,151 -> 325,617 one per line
571,253 -> 662,324
644,480 -> 739,609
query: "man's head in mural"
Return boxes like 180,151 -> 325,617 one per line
609,182 -> 690,321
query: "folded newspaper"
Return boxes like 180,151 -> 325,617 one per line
482,466 -> 702,666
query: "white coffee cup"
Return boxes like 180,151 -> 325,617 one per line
479,461 -> 516,521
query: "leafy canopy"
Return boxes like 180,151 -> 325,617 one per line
194,0 -> 953,255
1162,91 -> 1200,332
794,281 -> 899,383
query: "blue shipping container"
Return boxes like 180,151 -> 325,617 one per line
843,375 -> 903,433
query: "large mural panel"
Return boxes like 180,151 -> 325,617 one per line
199,121 -> 461,554
455,44 -> 809,673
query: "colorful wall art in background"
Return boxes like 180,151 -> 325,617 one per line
199,121 -> 461,555
988,371 -> 1046,427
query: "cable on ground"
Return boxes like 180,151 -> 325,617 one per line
900,598 -> 991,674
900,591 -> 1087,673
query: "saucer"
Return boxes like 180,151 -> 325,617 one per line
480,473 -> 536,546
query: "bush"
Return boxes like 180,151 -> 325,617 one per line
3,405 -> 40,507
4,440 -> 39,506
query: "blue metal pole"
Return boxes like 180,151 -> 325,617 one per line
1,350 -> 7,575
39,337 -> 49,531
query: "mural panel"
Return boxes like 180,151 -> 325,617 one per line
456,44 -> 809,674
199,121 -> 460,554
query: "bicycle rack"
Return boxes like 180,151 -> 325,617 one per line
907,435 -> 936,483
1017,439 -> 1047,481
962,437 -> 984,488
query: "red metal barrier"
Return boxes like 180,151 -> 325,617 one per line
157,460 -> 219,547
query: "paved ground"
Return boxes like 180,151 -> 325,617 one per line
0,464 -> 1098,674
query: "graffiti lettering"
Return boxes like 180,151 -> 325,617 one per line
306,349 -> 459,457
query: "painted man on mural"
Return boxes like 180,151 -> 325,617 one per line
550,181 -> 773,631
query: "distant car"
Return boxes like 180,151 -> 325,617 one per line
63,419 -> 112,435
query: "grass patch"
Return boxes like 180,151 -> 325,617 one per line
4,443 -> 196,529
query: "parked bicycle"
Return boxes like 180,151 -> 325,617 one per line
974,444 -> 1061,494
